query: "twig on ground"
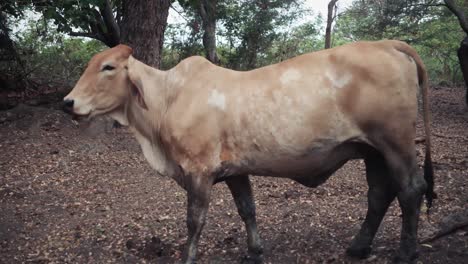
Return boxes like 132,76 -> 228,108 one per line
415,136 -> 426,144
433,133 -> 468,140
420,220 -> 468,243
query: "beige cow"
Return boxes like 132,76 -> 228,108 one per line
63,40 -> 435,264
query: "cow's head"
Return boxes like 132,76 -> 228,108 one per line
63,44 -> 147,123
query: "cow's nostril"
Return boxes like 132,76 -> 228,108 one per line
63,99 -> 74,113
64,99 -> 74,107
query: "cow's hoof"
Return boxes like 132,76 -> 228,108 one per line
241,253 -> 264,264
346,245 -> 372,259
181,257 -> 196,264
392,256 -> 412,264
392,251 -> 419,264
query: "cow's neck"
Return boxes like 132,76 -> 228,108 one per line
122,70 -> 182,181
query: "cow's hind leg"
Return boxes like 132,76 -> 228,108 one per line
393,159 -> 427,263
347,152 -> 396,259
376,139 -> 427,263
226,175 -> 263,263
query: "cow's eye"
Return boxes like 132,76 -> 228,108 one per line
102,65 -> 115,71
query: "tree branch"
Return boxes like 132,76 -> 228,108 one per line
69,31 -> 98,39
421,220 -> 468,243
68,30 -> 107,46
169,4 -> 191,23
444,0 -> 468,34
98,0 -> 120,47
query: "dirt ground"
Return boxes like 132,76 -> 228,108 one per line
0,85 -> 467,264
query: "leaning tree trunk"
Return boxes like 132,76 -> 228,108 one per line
325,0 -> 338,49
199,0 -> 219,64
444,0 -> 468,105
457,37 -> 468,105
121,0 -> 171,68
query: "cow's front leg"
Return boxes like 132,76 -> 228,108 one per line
226,175 -> 263,263
184,176 -> 213,264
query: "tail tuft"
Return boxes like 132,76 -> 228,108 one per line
424,152 -> 437,209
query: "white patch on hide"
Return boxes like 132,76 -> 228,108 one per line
280,68 -> 302,85
326,70 -> 352,89
208,89 -> 226,110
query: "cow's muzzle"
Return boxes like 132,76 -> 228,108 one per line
62,99 -> 74,114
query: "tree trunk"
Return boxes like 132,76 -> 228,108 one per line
199,0 -> 219,64
120,0 -> 171,68
325,0 -> 338,49
0,12 -> 17,61
0,11 -> 24,71
246,34 -> 259,70
457,37 -> 468,105
444,0 -> 468,104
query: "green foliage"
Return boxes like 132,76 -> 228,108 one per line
259,18 -> 324,66
219,0 -> 307,69
16,19 -> 106,86
1,0 -> 27,17
32,0 -> 106,33
335,0 -> 434,41
163,0 -> 320,70
4,0 -> 466,87
334,0 -> 465,84
24,0 -> 122,47
414,9 -> 465,83
161,22 -> 204,70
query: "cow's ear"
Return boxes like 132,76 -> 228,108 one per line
127,56 -> 148,110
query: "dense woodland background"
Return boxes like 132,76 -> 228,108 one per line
1,1 -> 468,263
1,0 -> 468,110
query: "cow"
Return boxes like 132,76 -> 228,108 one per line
63,40 -> 435,264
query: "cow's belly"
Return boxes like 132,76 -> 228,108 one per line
217,138 -> 371,187
259,137 -> 364,166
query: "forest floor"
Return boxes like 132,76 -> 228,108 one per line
0,86 -> 467,264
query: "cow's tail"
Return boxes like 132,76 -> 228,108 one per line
391,40 -> 436,209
